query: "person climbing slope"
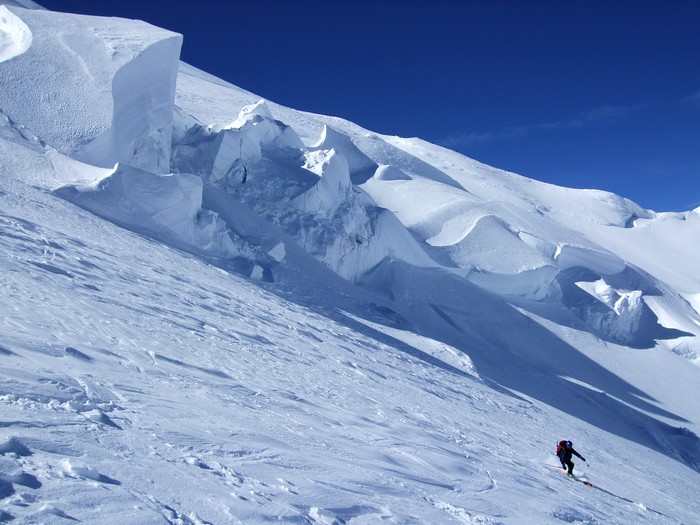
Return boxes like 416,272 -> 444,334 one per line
556,440 -> 586,476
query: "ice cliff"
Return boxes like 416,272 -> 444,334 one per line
1,3 -> 698,357
0,4 -> 181,173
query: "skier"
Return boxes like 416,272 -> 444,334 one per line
556,440 -> 586,476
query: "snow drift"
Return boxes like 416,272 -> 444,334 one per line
56,163 -> 238,257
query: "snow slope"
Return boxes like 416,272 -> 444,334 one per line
1,3 -> 700,523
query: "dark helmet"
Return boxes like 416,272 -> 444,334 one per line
566,441 -> 573,447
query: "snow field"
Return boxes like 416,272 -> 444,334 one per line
2,148 -> 698,522
0,3 -> 699,523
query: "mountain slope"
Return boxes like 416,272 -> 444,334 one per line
1,3 -> 700,523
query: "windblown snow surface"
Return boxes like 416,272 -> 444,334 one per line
1,3 -> 700,524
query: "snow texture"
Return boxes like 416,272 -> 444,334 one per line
1,3 -> 700,524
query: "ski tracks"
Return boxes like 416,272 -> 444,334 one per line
0,350 -> 131,521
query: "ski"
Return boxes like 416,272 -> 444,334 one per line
545,464 -> 593,487
568,474 -> 593,487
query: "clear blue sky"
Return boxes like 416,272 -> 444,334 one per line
40,0 -> 700,211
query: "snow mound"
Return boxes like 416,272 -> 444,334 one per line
311,125 -> 377,183
289,147 -> 434,280
210,126 -> 261,182
171,101 -> 436,282
294,149 -> 353,215
224,99 -> 304,153
0,5 -> 31,62
575,279 -> 646,344
373,164 -> 412,181
553,266 -> 693,346
228,97 -> 275,124
56,163 -> 237,256
173,100 -> 305,185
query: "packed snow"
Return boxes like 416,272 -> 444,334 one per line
1,3 -> 700,523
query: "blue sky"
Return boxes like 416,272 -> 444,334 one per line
40,1 -> 700,211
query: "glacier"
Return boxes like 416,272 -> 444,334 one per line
1,3 -> 700,523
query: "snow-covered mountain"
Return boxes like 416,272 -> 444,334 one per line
1,3 -> 700,523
